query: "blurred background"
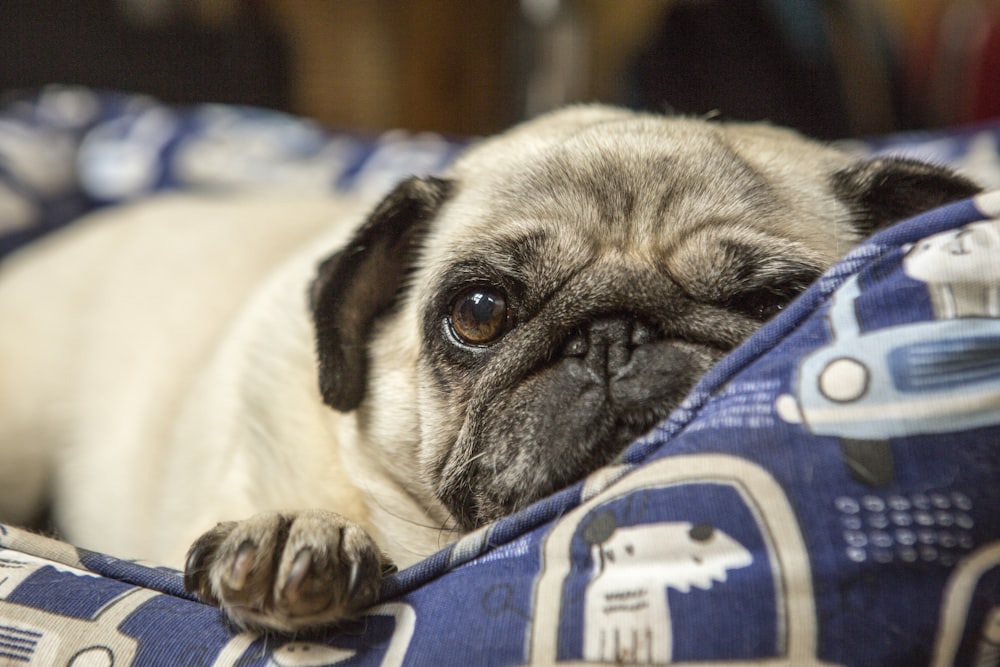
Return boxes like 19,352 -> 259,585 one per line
1,0 -> 998,140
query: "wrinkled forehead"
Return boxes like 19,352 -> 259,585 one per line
431,130 -> 790,266
416,116 -> 854,307
463,120 -> 770,223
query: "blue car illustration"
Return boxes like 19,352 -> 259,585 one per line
777,219 -> 1000,486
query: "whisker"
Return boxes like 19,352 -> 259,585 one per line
359,486 -> 447,533
353,480 -> 463,559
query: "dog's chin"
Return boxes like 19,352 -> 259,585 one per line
433,339 -> 725,532
438,409 -> 665,532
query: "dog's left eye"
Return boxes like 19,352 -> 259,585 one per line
450,286 -> 510,346
732,283 -> 805,321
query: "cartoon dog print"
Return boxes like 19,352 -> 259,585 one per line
580,512 -> 752,664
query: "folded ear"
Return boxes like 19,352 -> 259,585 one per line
310,176 -> 452,411
833,157 -> 981,237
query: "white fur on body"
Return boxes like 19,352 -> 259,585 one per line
0,193 -> 451,568
0,105 -> 974,587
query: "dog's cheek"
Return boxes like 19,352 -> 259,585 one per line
414,360 -> 478,481
438,362 -> 644,530
437,339 -> 730,528
433,367 -> 622,530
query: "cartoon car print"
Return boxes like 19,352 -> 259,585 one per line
776,218 -> 1000,486
0,587 -> 156,665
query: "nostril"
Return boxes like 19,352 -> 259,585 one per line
629,320 -> 655,347
562,318 -> 657,368
563,329 -> 588,357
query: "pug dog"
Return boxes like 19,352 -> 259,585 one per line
0,105 -> 979,633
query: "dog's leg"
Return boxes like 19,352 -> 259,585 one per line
184,510 -> 396,633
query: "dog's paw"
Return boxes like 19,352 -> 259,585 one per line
183,510 -> 395,633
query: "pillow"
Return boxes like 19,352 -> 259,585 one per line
2,86 -> 1000,665
0,85 -> 466,262
2,190 -> 999,666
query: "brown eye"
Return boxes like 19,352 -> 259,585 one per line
729,277 -> 813,322
450,286 -> 509,346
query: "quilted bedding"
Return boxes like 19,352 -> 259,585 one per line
1,87 -> 1000,666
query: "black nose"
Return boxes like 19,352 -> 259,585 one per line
563,317 -> 656,379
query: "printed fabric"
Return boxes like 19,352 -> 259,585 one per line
1,87 -> 1000,666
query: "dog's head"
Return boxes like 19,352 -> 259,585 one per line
310,106 -> 979,531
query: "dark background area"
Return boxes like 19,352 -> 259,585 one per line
1,0 -> 998,139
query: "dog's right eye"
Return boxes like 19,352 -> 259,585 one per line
449,286 -> 510,346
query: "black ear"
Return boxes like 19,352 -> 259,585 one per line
310,176 -> 452,412
833,157 -> 981,236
